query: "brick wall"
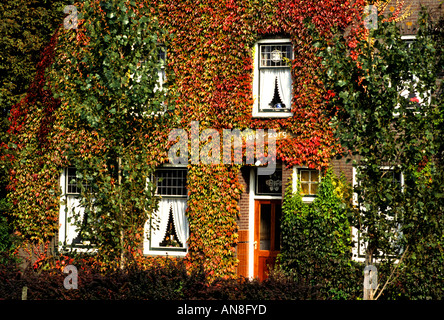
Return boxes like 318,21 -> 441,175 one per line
237,166 -> 251,231
281,164 -> 293,197
330,156 -> 355,185
236,167 -> 251,277
236,230 -> 249,277
382,0 -> 443,35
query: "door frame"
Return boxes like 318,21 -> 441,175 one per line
248,167 -> 283,279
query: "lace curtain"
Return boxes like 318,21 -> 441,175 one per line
150,198 -> 188,248
259,68 -> 292,110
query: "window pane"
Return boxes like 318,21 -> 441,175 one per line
300,183 -> 309,195
311,171 -> 319,182
156,169 -> 187,196
158,46 -> 166,67
301,171 -> 310,182
259,68 -> 292,111
159,206 -> 183,248
381,169 -> 402,189
256,168 -> 282,195
260,44 -> 292,67
67,167 -> 80,194
260,204 -> 271,250
311,183 -> 318,195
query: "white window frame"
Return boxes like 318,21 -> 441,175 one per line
143,165 -> 189,257
393,35 -> 431,117
252,38 -> 293,118
58,167 -> 95,253
292,166 -> 321,203
133,45 -> 168,118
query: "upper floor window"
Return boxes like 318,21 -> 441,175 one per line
396,35 -> 430,115
66,167 -> 81,194
380,168 -> 402,188
155,168 -> 187,197
253,39 -> 293,118
156,46 -> 167,91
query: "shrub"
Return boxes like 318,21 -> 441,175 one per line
0,256 -> 318,300
278,168 -> 361,299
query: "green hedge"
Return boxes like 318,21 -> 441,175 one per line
278,169 -> 361,300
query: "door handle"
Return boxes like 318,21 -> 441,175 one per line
253,241 -> 257,249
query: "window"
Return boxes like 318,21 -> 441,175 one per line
66,167 -> 81,194
256,168 -> 282,195
156,46 -> 167,91
144,168 -> 189,256
155,168 -> 187,196
253,39 -> 293,117
395,35 -> 431,115
134,46 -> 167,117
137,46 -> 166,88
351,166 -> 405,261
298,169 -> 320,196
59,167 -> 93,250
381,168 -> 402,187
64,167 -> 91,194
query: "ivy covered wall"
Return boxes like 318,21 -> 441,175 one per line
5,0 -> 365,277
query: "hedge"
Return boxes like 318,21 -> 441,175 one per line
0,255 -> 318,300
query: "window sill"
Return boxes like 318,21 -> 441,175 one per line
144,249 -> 187,257
252,111 -> 293,118
301,196 -> 316,203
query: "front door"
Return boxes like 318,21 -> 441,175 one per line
254,200 -> 282,281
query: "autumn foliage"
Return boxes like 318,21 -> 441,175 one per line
5,0 -> 366,278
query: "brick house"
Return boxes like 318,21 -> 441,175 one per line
54,0 -> 442,280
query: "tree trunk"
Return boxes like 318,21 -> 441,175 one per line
364,249 -> 374,300
118,157 -> 125,270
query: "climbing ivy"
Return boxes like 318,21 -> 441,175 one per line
156,0 -> 363,279
279,168 -> 360,299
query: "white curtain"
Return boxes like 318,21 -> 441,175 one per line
150,199 -> 171,247
259,69 -> 292,110
65,196 -> 84,245
150,198 -> 188,248
171,198 -> 189,248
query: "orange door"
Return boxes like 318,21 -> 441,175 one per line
254,200 -> 282,281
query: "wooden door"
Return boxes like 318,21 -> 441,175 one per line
254,200 -> 282,281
